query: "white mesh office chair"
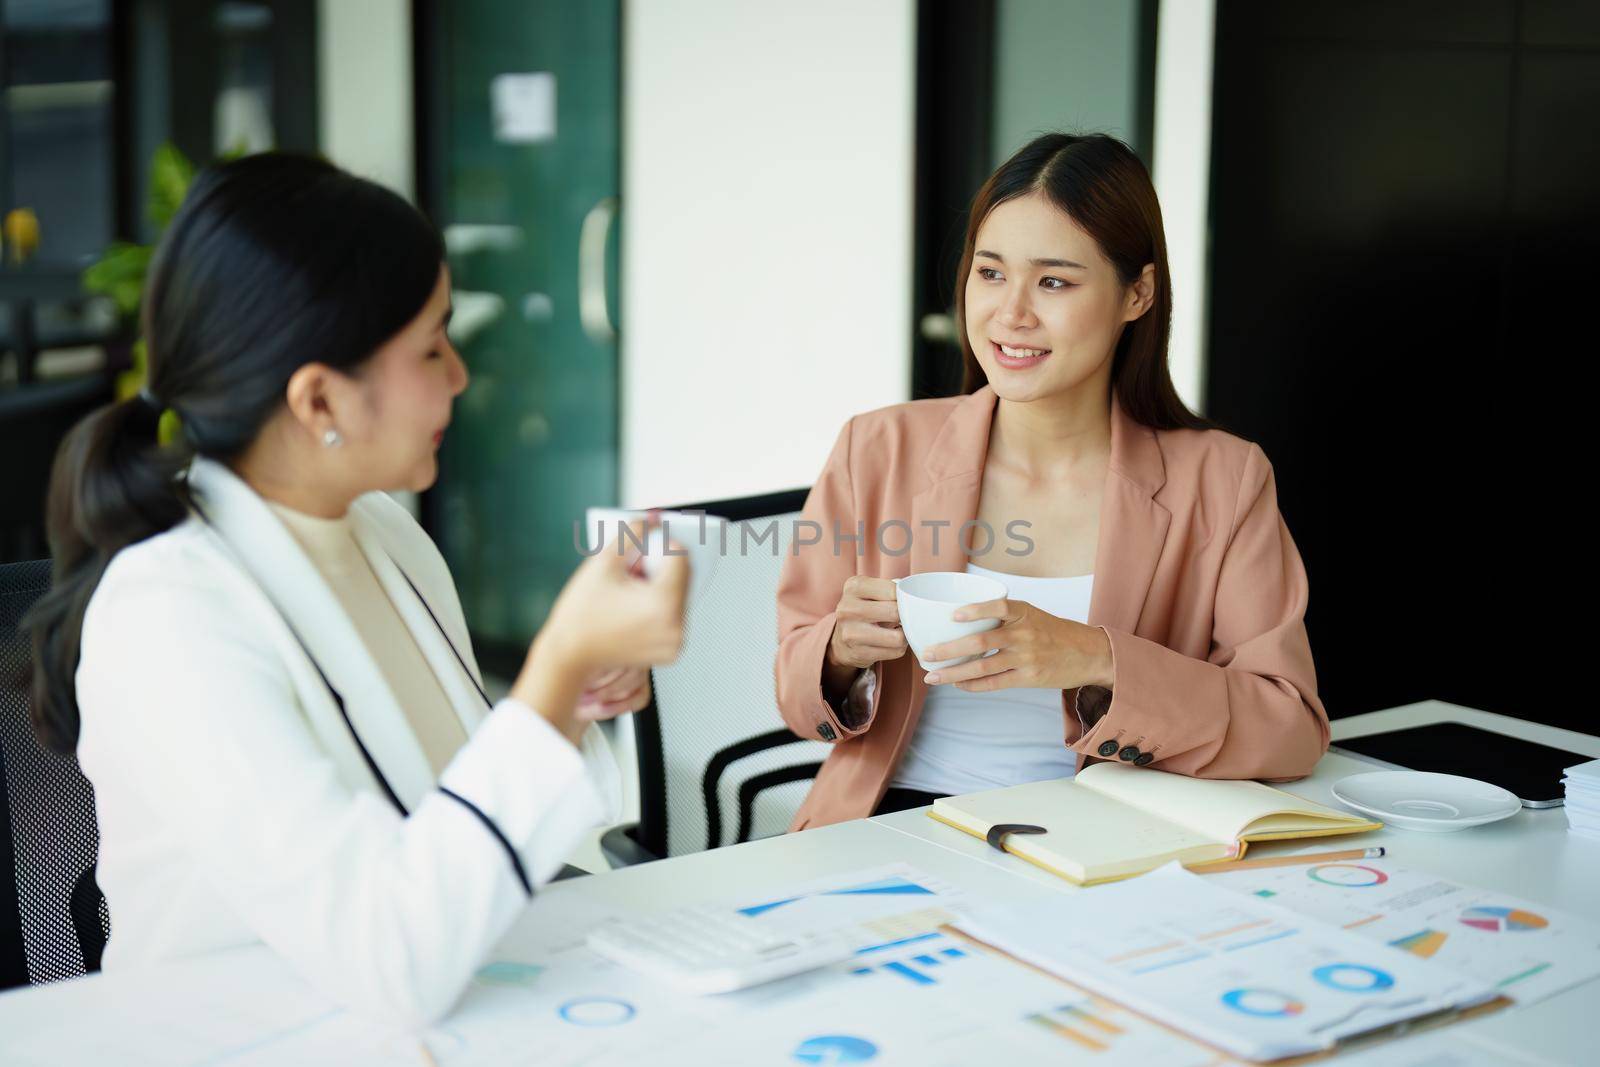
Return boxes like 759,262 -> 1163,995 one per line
602,489 -> 832,865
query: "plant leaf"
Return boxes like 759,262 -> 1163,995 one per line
114,338 -> 148,401
148,143 -> 197,229
82,241 -> 154,316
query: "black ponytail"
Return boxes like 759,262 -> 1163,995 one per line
26,397 -> 190,752
25,152 -> 443,753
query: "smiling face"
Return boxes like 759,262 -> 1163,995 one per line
319,265 -> 468,494
963,191 -> 1153,406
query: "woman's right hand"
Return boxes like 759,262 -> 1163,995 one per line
512,545 -> 689,743
825,576 -> 906,684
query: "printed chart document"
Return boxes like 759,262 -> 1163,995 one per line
929,762 -> 1380,885
6,865 -> 1217,1067
1204,856 -> 1600,1006
956,863 -> 1503,1062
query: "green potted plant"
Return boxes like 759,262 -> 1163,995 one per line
82,143 -> 197,440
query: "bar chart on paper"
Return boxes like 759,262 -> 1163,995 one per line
735,867 -> 963,945
849,939 -> 972,986
1206,859 -> 1600,1004
749,929 -> 1221,1065
1021,997 -> 1161,1055
1389,929 -> 1448,958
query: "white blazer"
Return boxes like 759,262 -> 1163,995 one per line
74,457 -> 619,1026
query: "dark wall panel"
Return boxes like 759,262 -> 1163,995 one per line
1208,1 -> 1597,729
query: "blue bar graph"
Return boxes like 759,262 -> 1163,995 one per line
883,960 -> 936,986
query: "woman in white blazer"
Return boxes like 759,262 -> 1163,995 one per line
24,154 -> 686,1026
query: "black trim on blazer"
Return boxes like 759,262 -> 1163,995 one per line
195,504 -> 498,821
198,499 -> 548,898
439,787 -> 532,896
195,502 -> 412,818
300,644 -> 412,817
394,567 -> 492,709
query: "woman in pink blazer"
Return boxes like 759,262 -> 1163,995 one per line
776,134 -> 1328,830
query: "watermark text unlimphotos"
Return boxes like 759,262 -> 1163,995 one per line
575,514 -> 1036,558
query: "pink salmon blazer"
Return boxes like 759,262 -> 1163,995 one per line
775,387 -> 1329,830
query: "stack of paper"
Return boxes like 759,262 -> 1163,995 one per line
1204,855 -> 1600,1006
1564,759 -> 1600,841
202,865 -> 1232,1067
956,863 -> 1501,1063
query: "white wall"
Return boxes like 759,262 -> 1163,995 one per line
316,0 -> 414,200
317,0 -> 417,517
1151,0 -> 1215,415
620,1 -> 917,507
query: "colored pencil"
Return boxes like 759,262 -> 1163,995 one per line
1190,845 -> 1385,874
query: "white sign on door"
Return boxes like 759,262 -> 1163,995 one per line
491,72 -> 557,144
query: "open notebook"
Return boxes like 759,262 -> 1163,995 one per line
929,763 -> 1380,886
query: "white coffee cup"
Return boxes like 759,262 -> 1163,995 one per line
584,507 -> 725,604
894,571 -> 1009,671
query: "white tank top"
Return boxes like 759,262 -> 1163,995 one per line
890,563 -> 1094,796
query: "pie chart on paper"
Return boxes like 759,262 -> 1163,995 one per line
1459,906 -> 1549,933
792,1035 -> 879,1064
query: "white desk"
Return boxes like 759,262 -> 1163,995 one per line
876,700 -> 1600,1064
0,820 -> 1093,1066
2,701 -> 1595,1065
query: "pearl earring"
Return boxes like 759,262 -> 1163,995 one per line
322,428 -> 343,448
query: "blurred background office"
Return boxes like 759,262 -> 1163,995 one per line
0,0 -> 1593,733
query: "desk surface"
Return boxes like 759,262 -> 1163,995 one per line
1,701 -> 1593,1065
876,700 -> 1599,1062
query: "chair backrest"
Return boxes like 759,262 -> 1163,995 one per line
0,375 -> 115,563
0,559 -> 107,989
628,489 -> 831,858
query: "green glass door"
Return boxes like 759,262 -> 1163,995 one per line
419,1 -> 620,656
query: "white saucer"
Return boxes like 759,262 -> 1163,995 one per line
1331,771 -> 1521,832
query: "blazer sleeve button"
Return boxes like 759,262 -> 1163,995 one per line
817,721 -> 837,741
1118,745 -> 1141,762
1134,752 -> 1154,766
1097,740 -> 1120,757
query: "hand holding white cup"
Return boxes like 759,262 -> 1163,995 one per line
585,507 -> 725,604
916,585 -> 1117,693
894,571 -> 1008,671
826,576 -> 907,672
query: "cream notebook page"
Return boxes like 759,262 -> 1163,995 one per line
929,779 -> 1228,881
929,765 -> 1379,884
1074,762 -> 1370,842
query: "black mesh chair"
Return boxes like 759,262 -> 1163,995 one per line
601,489 -> 833,867
0,559 -> 108,989
0,375 -> 115,564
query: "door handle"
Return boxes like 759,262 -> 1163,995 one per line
920,312 -> 958,344
578,196 -> 619,344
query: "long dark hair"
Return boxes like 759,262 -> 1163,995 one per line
25,153 -> 444,753
957,133 -> 1206,431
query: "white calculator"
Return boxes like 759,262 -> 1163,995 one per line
585,905 -> 859,995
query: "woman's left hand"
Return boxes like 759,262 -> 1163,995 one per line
576,666 -> 653,721
921,599 -> 1115,692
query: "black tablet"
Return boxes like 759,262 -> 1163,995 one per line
1332,721 -> 1589,807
